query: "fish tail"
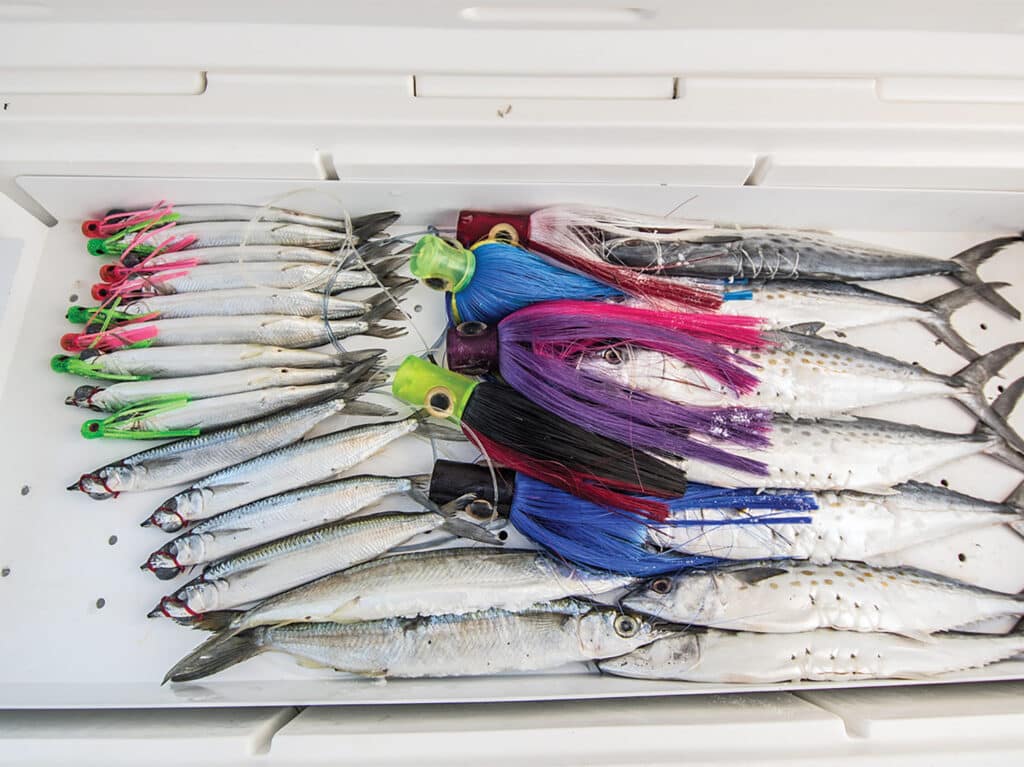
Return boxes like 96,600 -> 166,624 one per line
367,256 -> 409,282
367,279 -> 417,321
335,347 -> 386,368
188,610 -> 243,633
407,473 -> 437,511
953,344 -> 1024,453
921,284 -> 1009,360
340,369 -> 389,399
351,211 -> 401,241
358,295 -> 409,338
950,235 -> 1022,320
1003,481 -> 1024,540
162,629 -> 265,684
978,377 -> 1024,470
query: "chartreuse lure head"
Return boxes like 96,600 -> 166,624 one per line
50,354 -> 148,382
392,356 -> 478,422
80,394 -> 197,440
409,235 -> 476,294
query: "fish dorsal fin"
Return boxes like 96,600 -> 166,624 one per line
728,566 -> 789,584
782,322 -> 825,336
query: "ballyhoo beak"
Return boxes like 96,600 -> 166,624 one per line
143,507 -> 186,532
150,596 -> 198,621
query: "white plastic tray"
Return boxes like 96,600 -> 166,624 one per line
0,178 -> 1022,708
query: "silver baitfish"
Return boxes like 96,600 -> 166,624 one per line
646,481 -> 1024,564
56,344 -> 380,381
552,205 -> 1022,318
151,503 -> 503,618
66,366 -> 355,411
624,560 -> 1024,639
662,381 -> 1024,492
89,284 -> 412,321
86,306 -> 404,349
597,628 -> 1024,683
143,474 -> 434,575
164,599 -> 675,683
584,333 -> 1024,451
182,547 -> 635,632
717,280 -> 999,360
143,411 -> 461,529
69,376 -> 386,500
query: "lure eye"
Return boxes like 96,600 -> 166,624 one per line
425,386 -> 455,418
613,614 -> 640,638
602,347 -> 623,365
487,223 -> 520,245
456,321 -> 488,337
466,499 -> 496,521
424,277 -> 451,292
650,577 -> 673,595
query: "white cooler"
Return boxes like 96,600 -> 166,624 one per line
1,2 -> 1024,763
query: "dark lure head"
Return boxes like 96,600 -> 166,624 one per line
445,321 -> 500,376
428,459 -> 516,515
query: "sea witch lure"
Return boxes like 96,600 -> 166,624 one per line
446,299 -> 771,473
408,234 -> 719,324
455,205 -> 1022,319
390,356 -> 688,518
428,460 -> 815,576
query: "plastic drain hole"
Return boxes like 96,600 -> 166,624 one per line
958,553 -> 967,562
108,535 -> 118,546
1,567 -> 9,578
95,598 -> 106,609
413,304 -> 423,313
980,323 -> 988,330
69,293 -> 79,302
19,485 -> 29,496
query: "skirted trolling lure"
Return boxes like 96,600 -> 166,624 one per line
446,299 -> 772,475
428,461 -> 816,577
391,356 -> 687,519
408,234 -> 720,325
455,205 -> 1022,320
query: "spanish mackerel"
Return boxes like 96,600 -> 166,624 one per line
165,599 -> 674,683
623,560 -> 1024,638
555,205 -> 1022,317
143,411 -> 459,528
665,410 -> 1024,492
646,481 -> 1024,564
717,281 -> 997,360
186,548 -> 634,633
584,333 -> 1024,450
597,628 -> 1024,683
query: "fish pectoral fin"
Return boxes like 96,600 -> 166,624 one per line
895,630 -> 939,644
355,668 -> 389,680
240,349 -> 265,360
729,566 -> 790,584
295,656 -> 332,670
205,482 -> 251,493
782,321 -> 826,336
326,597 -> 362,622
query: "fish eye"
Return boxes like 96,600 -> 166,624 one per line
424,277 -> 451,292
602,347 -> 623,365
425,386 -> 455,418
650,577 -> 672,595
457,321 -> 488,337
466,499 -> 495,520
614,614 -> 640,637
